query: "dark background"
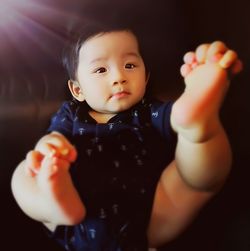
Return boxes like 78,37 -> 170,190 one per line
0,0 -> 250,250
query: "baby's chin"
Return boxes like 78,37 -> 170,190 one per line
108,104 -> 134,113
104,104 -> 131,113
111,98 -> 143,112
92,98 -> 141,116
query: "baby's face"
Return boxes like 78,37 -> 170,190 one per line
76,30 -> 147,118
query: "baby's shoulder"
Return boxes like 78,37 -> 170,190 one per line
57,99 -> 83,117
143,97 -> 173,115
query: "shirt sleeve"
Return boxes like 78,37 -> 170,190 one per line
47,100 -> 77,141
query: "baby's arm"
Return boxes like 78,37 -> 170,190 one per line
11,132 -> 86,231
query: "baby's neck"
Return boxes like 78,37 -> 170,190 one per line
89,110 -> 117,123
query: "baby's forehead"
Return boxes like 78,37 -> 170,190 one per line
78,31 -> 140,61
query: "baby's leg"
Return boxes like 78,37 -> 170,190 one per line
171,41 -> 242,142
38,156 -> 85,228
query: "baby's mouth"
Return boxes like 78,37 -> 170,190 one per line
110,91 -> 130,99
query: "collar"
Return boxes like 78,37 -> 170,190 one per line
75,98 -> 150,125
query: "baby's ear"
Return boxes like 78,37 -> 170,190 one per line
68,80 -> 85,102
145,72 -> 150,85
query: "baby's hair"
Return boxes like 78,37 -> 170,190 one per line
62,22 -> 149,81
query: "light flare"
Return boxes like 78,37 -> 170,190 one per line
0,0 -> 85,69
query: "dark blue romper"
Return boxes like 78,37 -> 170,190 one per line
47,98 -> 177,251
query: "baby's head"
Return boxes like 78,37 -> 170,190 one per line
63,23 -> 149,121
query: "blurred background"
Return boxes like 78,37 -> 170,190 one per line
0,0 -> 250,250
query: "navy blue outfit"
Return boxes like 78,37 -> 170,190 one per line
47,97 -> 177,251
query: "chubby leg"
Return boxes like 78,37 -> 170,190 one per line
171,41 -> 242,142
147,45 -> 242,243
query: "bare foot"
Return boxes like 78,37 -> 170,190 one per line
171,41 -> 242,142
37,156 -> 86,226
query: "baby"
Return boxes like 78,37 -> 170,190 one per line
11,24 -> 242,251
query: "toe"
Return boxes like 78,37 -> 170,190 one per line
230,59 -> 243,74
196,44 -> 209,63
207,41 -> 227,61
180,64 -> 192,77
183,52 -> 196,64
219,50 -> 238,69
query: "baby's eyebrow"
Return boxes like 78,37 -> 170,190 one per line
123,52 -> 140,58
89,52 -> 140,64
89,57 -> 107,64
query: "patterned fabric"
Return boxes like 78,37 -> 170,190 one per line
47,98 -> 177,251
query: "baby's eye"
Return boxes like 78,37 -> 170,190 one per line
125,63 -> 136,69
94,67 -> 107,73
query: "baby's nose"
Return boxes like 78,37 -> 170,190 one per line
112,69 -> 127,85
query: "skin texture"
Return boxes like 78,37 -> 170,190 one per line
11,31 -> 242,248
